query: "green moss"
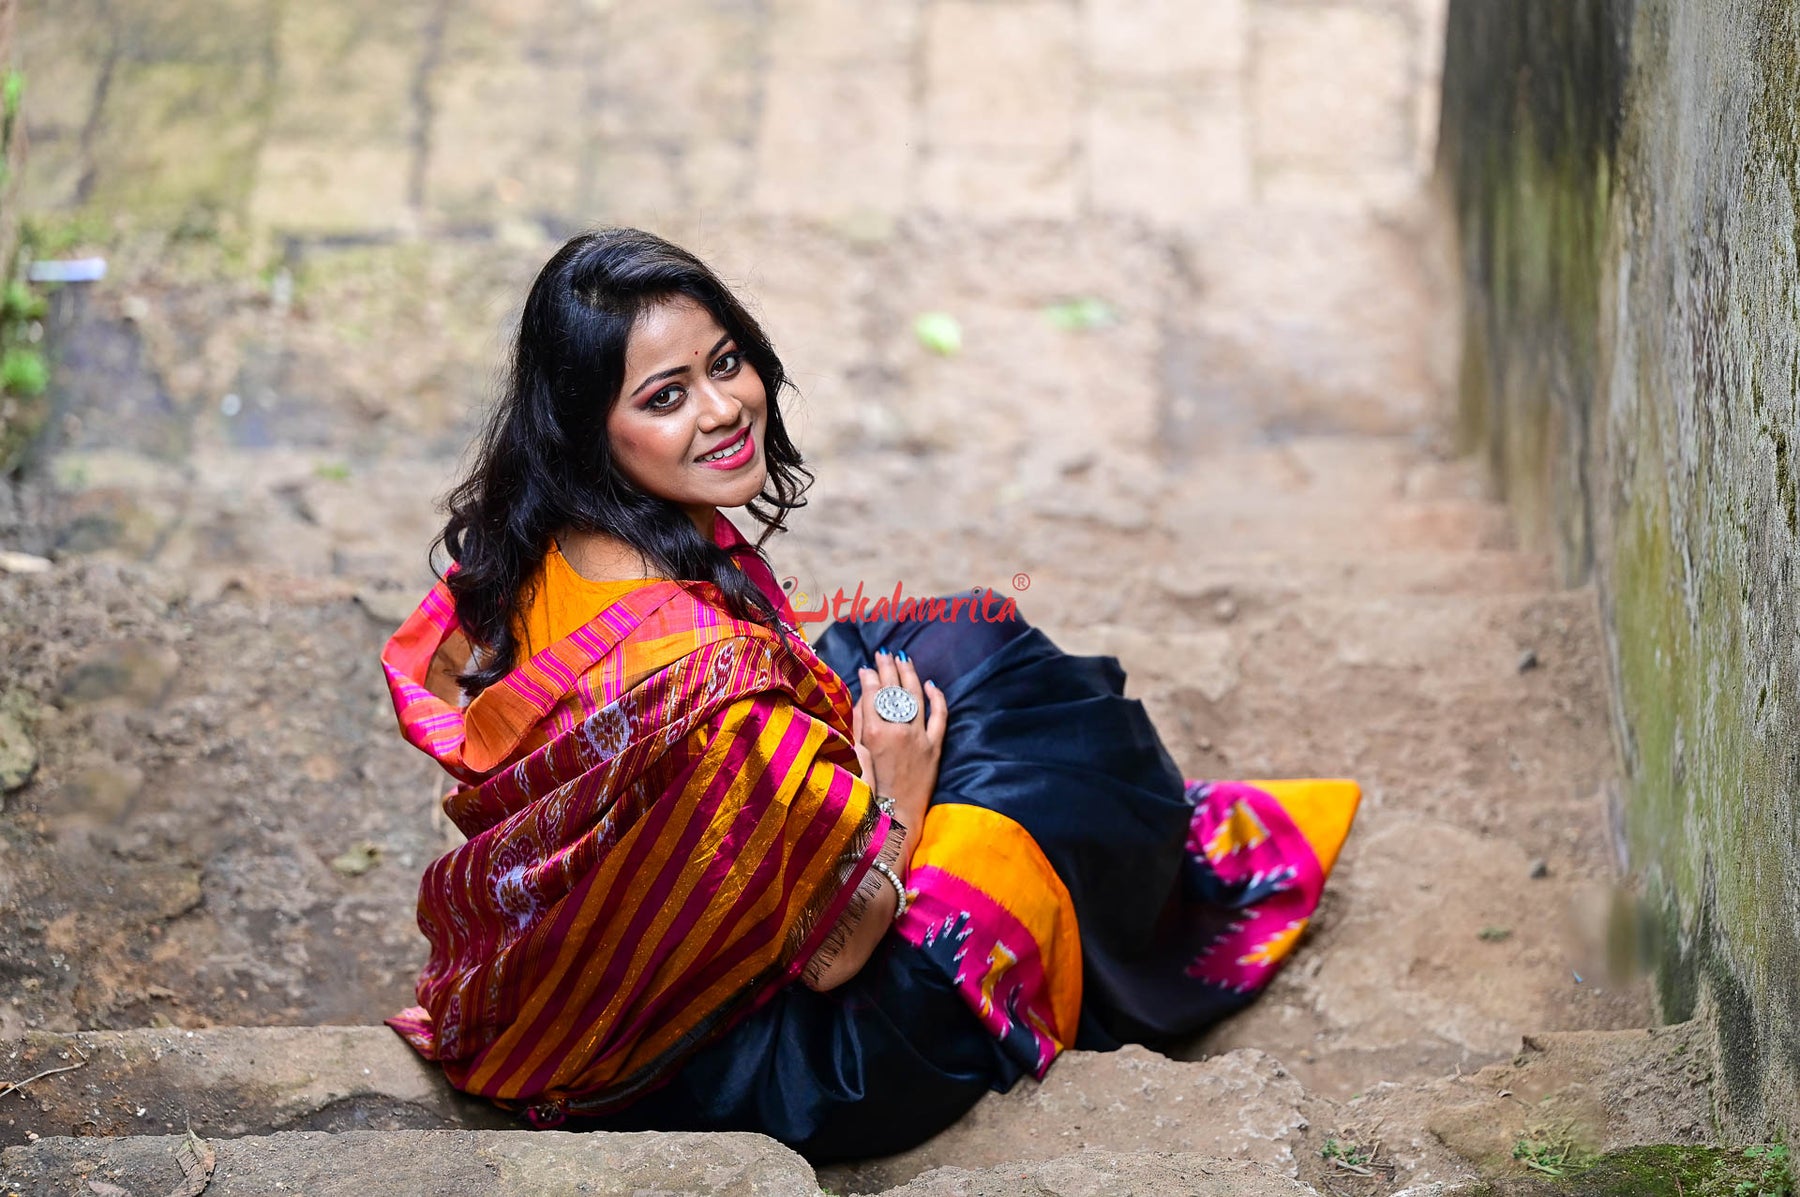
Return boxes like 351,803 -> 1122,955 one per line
1447,15 -> 1617,581
0,69 -> 52,474
1513,1129 -> 1601,1177
1604,317 -> 1797,1112
1465,1144 -> 1794,1196
1773,426 -> 1797,536
20,210 -> 116,257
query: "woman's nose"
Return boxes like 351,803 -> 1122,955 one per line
696,381 -> 744,430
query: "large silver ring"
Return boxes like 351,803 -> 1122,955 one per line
873,685 -> 920,724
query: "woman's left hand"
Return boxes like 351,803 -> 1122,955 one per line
854,650 -> 946,837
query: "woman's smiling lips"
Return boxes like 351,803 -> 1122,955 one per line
695,425 -> 755,470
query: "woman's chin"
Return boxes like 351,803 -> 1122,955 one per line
698,464 -> 769,511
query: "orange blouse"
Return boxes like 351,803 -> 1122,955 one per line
513,543 -> 667,658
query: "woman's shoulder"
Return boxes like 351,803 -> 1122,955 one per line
551,533 -> 664,580
514,544 -> 667,658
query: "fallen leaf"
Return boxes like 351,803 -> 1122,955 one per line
330,842 -> 382,876
167,1128 -> 215,1197
912,312 -> 962,356
1042,297 -> 1116,331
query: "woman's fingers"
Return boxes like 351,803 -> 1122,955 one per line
856,667 -> 878,731
852,688 -> 865,744
894,653 -> 924,700
924,680 -> 948,744
873,649 -> 900,691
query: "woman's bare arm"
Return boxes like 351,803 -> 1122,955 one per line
801,831 -> 906,991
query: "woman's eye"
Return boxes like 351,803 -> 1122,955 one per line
647,384 -> 685,411
711,351 -> 742,378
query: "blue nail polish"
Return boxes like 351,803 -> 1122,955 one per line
897,650 -> 909,662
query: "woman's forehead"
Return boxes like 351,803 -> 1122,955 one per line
626,296 -> 727,367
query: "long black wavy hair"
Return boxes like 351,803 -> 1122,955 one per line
436,228 -> 812,694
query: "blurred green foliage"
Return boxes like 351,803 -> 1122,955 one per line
0,69 -> 53,473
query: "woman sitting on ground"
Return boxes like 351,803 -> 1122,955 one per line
381,227 -> 1359,1158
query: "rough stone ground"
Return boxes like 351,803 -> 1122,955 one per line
0,1024 -> 1720,1193
0,0 -> 1718,1193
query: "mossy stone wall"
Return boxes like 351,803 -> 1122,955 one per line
1442,0 -> 1800,1139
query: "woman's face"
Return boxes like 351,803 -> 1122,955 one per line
606,294 -> 769,530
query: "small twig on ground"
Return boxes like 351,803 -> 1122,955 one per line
1329,1157 -> 1376,1177
0,1039 -> 89,1099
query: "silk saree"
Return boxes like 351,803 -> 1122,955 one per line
382,516 -> 1359,1150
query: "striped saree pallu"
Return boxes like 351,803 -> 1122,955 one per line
381,569 -> 890,1120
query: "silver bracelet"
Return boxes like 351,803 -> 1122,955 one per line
874,793 -> 907,836
870,859 -> 909,919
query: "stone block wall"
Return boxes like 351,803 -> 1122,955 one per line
16,0 -> 1454,467
1441,0 -> 1800,1139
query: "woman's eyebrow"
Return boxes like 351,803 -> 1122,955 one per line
632,363 -> 690,396
630,335 -> 733,397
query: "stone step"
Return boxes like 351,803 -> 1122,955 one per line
0,1129 -> 1339,1197
1059,589 -> 1598,695
1340,1023 -> 1717,1181
765,550 -> 1562,651
818,1046 -> 1327,1194
42,437 -> 1507,603
53,490 -> 1523,622
0,1129 -> 816,1197
0,1027 -> 509,1148
1270,1023 -> 1717,1196
0,1031 -> 1335,1194
1060,587 -> 1617,842
872,1154 -> 1322,1196
0,1028 -> 1331,1187
780,499 -> 1520,606
1146,550 -> 1556,602
1160,498 -> 1516,558
822,1023 -> 1712,1195
0,1023 -> 1712,1196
